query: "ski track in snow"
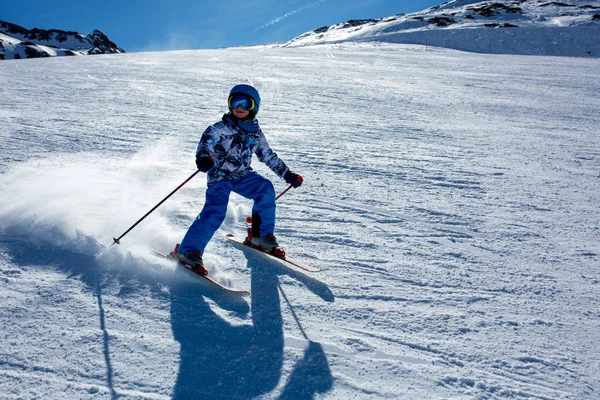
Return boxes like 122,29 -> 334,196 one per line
1,43 -> 599,399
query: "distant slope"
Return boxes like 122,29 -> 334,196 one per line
0,20 -> 124,60
284,0 -> 600,57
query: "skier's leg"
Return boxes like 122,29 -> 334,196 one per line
179,180 -> 232,254
233,172 -> 276,237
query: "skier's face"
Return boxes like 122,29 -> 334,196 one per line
232,106 -> 250,119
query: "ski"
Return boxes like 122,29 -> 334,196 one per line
150,247 -> 250,296
225,234 -> 323,273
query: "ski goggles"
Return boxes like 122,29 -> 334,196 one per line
228,95 -> 255,111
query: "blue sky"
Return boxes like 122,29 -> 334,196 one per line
2,1 -> 441,52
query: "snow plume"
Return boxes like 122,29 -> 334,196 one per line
254,0 -> 326,31
0,148 -> 192,272
0,145 -> 242,288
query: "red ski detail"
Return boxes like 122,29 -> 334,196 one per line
245,217 -> 253,242
272,247 -> 286,258
226,234 -> 323,273
150,247 -> 249,296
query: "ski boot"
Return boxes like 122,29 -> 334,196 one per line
173,244 -> 208,276
244,217 -> 285,257
252,234 -> 286,258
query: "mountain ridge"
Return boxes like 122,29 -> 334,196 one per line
284,0 -> 600,57
0,20 -> 124,60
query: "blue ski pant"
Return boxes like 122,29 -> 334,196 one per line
179,171 -> 276,255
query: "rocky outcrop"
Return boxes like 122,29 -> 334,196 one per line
0,20 -> 125,60
284,0 -> 600,58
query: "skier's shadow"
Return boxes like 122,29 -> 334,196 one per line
170,251 -> 333,399
0,235 -> 161,400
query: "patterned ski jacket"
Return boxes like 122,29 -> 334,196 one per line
197,114 -> 289,184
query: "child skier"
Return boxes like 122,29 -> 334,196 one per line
176,84 -> 303,275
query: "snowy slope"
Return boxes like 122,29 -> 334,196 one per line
284,0 -> 600,57
0,20 -> 124,60
1,43 -> 599,399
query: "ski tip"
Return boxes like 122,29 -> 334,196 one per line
295,265 -> 325,273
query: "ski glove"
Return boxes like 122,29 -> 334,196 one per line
284,170 -> 303,188
196,155 -> 215,172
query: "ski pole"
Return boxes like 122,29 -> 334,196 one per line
275,176 -> 303,201
112,169 -> 201,245
275,185 -> 293,201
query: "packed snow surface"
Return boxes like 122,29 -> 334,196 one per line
1,43 -> 599,399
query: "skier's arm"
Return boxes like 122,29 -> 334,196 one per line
196,126 -> 217,158
254,131 -> 289,178
195,126 -> 218,172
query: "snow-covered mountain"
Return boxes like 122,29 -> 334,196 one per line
285,0 -> 600,57
0,20 -> 124,60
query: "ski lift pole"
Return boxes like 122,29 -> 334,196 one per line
112,169 -> 201,245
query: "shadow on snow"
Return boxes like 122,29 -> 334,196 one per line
1,227 -> 334,399
171,248 -> 334,399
